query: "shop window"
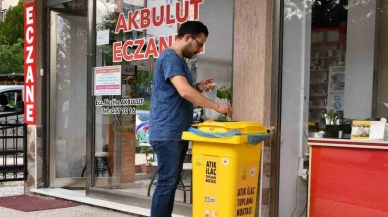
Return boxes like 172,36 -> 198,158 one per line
93,0 -> 234,209
302,0 -> 388,139
283,0 -> 388,137
280,0 -> 388,215
309,25 -> 346,124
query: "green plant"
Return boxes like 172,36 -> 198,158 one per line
140,146 -> 151,153
327,109 -> 335,120
137,103 -> 150,110
320,112 -> 326,123
0,1 -> 24,75
216,86 -> 232,103
123,125 -> 134,131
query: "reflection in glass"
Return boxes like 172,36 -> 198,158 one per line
92,0 -> 234,208
55,14 -> 88,178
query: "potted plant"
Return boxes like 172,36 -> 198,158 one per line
216,86 -> 232,103
320,112 -> 326,124
327,109 -> 335,125
216,86 -> 232,121
140,146 -> 155,174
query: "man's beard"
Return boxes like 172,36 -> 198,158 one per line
182,45 -> 196,59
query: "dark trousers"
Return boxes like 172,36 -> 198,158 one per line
150,140 -> 189,217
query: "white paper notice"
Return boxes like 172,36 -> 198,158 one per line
94,66 -> 122,96
97,30 -> 109,45
369,121 -> 386,140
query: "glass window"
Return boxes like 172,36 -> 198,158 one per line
306,0 -> 386,137
92,0 -> 234,211
0,89 -> 23,112
3,90 -> 22,107
280,0 -> 388,215
282,0 -> 388,140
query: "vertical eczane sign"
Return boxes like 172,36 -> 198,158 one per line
24,2 -> 36,125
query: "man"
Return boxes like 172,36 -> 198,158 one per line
148,21 -> 232,217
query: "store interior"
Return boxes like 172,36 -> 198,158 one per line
279,0 -> 388,215
307,0 -> 388,140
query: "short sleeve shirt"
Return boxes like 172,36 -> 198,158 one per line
148,48 -> 194,141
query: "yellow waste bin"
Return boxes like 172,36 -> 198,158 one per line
182,120 -> 268,217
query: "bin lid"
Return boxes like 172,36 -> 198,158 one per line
181,121 -> 269,145
194,120 -> 269,134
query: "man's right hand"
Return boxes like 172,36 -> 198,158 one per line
216,103 -> 233,117
169,75 -> 233,117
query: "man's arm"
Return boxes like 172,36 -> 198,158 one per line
160,55 -> 231,116
170,75 -> 218,111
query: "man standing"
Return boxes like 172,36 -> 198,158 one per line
148,21 -> 232,217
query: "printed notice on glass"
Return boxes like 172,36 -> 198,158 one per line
94,66 -> 121,96
97,29 -> 109,45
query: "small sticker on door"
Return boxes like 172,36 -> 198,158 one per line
222,158 -> 229,166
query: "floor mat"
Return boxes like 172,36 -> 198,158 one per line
0,195 -> 80,212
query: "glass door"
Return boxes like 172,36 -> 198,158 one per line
89,0 -> 144,195
90,30 -> 137,190
49,10 -> 88,187
91,75 -> 136,189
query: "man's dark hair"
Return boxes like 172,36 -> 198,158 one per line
178,21 -> 209,39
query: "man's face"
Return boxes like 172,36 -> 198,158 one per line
182,33 -> 207,59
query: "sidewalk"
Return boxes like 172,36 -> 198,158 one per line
1,205 -> 134,217
0,183 -> 135,217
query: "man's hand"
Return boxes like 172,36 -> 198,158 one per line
216,103 -> 233,117
198,77 -> 217,92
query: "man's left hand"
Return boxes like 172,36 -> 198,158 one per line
198,77 -> 217,92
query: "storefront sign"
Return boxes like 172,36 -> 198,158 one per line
113,0 -> 205,62
94,66 -> 122,95
24,2 -> 36,125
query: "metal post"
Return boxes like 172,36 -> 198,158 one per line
23,124 -> 27,180
86,0 -> 97,195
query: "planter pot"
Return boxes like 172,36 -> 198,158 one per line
140,164 -> 154,174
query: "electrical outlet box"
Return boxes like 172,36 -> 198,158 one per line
298,158 -> 309,180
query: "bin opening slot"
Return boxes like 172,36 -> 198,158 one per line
187,127 -> 269,145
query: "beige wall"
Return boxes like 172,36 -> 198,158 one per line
233,0 -> 273,126
233,0 -> 274,216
